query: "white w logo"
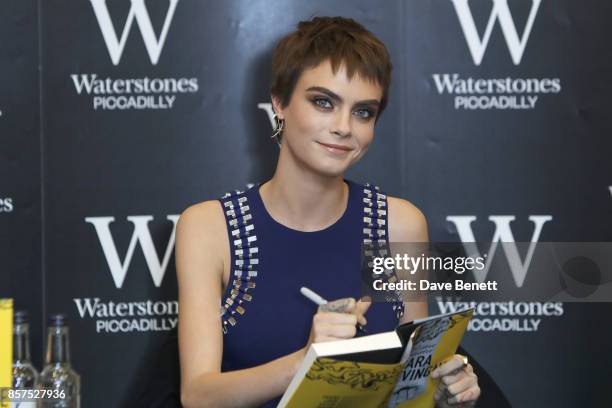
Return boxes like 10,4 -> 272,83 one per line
90,0 -> 179,65
85,215 -> 179,288
450,0 -> 542,65
446,215 -> 552,287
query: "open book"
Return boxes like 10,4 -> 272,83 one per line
278,308 -> 474,408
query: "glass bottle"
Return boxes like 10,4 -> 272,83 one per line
39,314 -> 80,408
12,311 -> 39,408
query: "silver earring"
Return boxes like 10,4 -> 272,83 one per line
271,113 -> 283,148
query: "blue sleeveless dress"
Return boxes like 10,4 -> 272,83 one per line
218,179 -> 402,407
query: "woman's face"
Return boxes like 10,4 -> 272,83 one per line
273,59 -> 383,177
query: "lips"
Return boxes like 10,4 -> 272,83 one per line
316,141 -> 354,152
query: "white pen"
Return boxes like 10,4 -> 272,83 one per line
300,286 -> 328,306
300,286 -> 367,334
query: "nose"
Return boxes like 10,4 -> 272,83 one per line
330,107 -> 351,138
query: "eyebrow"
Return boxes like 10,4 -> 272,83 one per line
305,86 -> 381,107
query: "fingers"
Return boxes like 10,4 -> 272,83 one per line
319,297 -> 370,326
431,354 -> 467,379
433,357 -> 480,406
439,369 -> 464,387
311,311 -> 358,342
314,311 -> 357,326
354,299 -> 371,326
318,298 -> 355,313
446,372 -> 477,396
312,297 -> 372,343
438,362 -> 472,384
447,382 -> 481,405
435,382 -> 480,406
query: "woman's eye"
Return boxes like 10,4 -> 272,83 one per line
353,108 -> 374,120
313,98 -> 333,109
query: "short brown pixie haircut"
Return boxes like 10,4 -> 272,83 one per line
270,16 -> 392,119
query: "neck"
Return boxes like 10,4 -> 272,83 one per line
260,147 -> 349,232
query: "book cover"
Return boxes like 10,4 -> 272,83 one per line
279,309 -> 473,408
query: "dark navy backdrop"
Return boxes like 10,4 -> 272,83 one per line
1,1 -> 611,407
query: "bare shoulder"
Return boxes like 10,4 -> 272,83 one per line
175,199 -> 228,279
177,199 -> 226,237
387,196 -> 429,242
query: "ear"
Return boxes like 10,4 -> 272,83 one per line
271,94 -> 285,119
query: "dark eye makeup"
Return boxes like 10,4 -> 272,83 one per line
353,108 -> 376,119
309,95 -> 377,121
312,97 -> 333,109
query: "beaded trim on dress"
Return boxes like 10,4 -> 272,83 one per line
219,189 -> 259,334
362,183 -> 405,319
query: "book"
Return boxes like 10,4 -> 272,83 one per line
0,299 -> 13,408
277,308 -> 474,408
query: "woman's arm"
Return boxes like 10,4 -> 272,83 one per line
387,196 -> 429,324
176,201 -> 304,408
176,201 -> 364,408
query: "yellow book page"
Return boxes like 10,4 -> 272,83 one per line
285,357 -> 403,408
0,299 -> 13,408
395,310 -> 473,408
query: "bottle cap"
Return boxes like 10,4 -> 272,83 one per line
48,314 -> 67,326
14,310 -> 29,324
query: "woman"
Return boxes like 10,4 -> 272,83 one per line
176,16 -> 480,408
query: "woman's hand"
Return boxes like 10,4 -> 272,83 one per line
304,297 -> 371,349
431,354 -> 480,407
